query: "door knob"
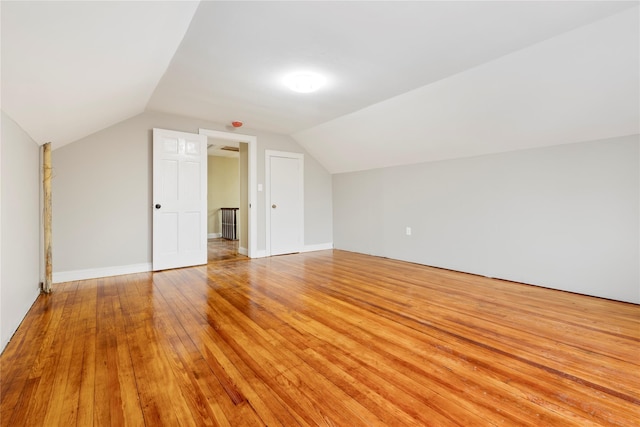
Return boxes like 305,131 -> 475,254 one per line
155,204 -> 161,209
272,204 -> 277,209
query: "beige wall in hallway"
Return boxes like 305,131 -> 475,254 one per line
208,156 -> 239,235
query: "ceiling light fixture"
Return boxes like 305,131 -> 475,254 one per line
283,72 -> 326,93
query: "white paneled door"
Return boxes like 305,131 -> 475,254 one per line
152,128 -> 207,271
266,151 -> 304,256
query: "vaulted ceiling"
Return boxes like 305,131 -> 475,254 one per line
2,1 -> 638,173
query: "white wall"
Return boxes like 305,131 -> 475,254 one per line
52,111 -> 333,278
333,135 -> 639,304
1,111 -> 41,351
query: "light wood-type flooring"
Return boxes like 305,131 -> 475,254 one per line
1,246 -> 639,426
207,238 -> 246,263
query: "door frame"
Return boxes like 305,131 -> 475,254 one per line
198,128 -> 257,258
265,150 -> 304,257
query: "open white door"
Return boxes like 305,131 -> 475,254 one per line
153,128 -> 207,271
266,150 -> 304,256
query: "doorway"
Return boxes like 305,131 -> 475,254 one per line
199,129 -> 257,258
206,138 -> 245,261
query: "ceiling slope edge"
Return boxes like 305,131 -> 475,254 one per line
293,6 -> 640,175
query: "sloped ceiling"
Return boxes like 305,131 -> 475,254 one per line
2,1 -> 638,174
295,6 -> 640,173
1,1 -> 200,146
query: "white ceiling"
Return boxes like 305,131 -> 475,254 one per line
2,1 -> 638,173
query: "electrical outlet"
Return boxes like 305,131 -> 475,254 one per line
405,227 -> 412,236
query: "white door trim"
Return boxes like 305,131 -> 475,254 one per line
198,128 -> 257,258
265,150 -> 304,257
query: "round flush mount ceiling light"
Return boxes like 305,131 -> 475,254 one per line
283,71 -> 326,93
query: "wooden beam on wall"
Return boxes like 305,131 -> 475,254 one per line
43,142 -> 52,294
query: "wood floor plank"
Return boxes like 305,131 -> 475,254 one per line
119,274 -> 196,426
41,281 -> 87,427
2,244 -> 639,426
110,276 -> 146,426
75,280 -> 99,427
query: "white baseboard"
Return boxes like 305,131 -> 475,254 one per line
302,242 -> 334,252
53,262 -> 152,283
49,244 -> 335,282
208,233 -> 222,239
255,243 -> 332,258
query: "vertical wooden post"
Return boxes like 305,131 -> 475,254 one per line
43,142 -> 53,294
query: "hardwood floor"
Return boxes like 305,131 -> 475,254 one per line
207,238 -> 247,263
1,250 -> 639,426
